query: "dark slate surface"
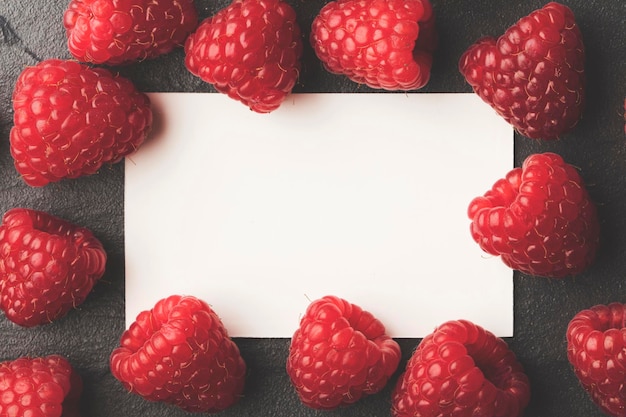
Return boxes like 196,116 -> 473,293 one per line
0,1 -> 625,416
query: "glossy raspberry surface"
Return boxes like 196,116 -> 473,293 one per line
0,208 -> 107,327
110,295 -> 246,413
0,355 -> 83,417
459,2 -> 585,140
567,303 -> 626,417
184,0 -> 302,113
10,59 -> 152,187
64,0 -> 198,65
392,320 -> 530,417
286,295 -> 401,409
310,0 -> 437,90
468,152 -> 599,278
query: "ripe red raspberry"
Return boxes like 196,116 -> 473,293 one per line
10,58 -> 152,187
392,320 -> 530,417
286,295 -> 401,409
64,0 -> 198,65
310,0 -> 437,91
0,355 -> 83,417
459,2 -> 585,140
468,152 -> 599,278
184,0 -> 303,113
110,295 -> 246,413
0,208 -> 107,327
566,303 -> 626,417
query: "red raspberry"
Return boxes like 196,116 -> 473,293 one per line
286,295 -> 401,409
64,0 -> 198,65
184,0 -> 303,113
0,355 -> 83,417
567,303 -> 626,417
10,58 -> 152,187
310,0 -> 437,91
0,208 -> 107,327
459,2 -> 585,140
391,320 -> 530,417
468,152 -> 599,278
110,295 -> 246,413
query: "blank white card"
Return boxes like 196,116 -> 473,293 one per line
124,92 -> 513,338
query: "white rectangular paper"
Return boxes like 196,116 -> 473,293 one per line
124,92 -> 514,338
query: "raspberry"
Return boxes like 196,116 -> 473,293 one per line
110,295 -> 246,413
0,355 -> 83,417
459,2 -> 585,140
468,152 -> 599,278
64,0 -> 198,65
0,208 -> 107,327
310,0 -> 437,91
10,58 -> 152,187
286,295 -> 401,409
184,0 -> 303,113
567,303 -> 626,417
391,320 -> 530,417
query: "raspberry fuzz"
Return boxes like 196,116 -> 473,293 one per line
184,0 -> 303,113
468,152 -> 599,278
0,208 -> 107,327
392,320 -> 530,417
10,59 -> 152,186
0,355 -> 83,417
110,295 -> 246,413
310,0 -> 437,90
567,303 -> 626,417
64,0 -> 199,65
286,295 -> 401,409
459,2 -> 585,140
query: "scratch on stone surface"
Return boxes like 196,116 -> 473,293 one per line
0,15 -> 42,62
0,15 -> 19,45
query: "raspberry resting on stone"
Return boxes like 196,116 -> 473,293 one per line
0,355 -> 83,417
184,0 -> 303,113
286,295 -> 401,409
311,0 -> 437,90
10,58 -> 152,186
391,319 -> 530,417
0,208 -> 107,327
459,2 -> 585,140
468,152 -> 599,278
567,303 -> 626,417
110,295 -> 247,413
64,0 -> 199,65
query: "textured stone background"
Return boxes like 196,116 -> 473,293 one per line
0,1 -> 625,416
